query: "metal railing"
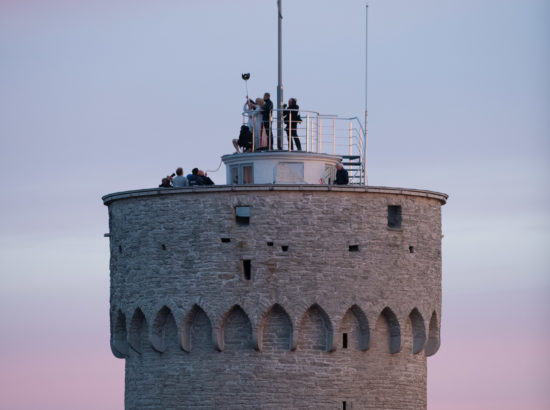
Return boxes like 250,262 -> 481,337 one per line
241,108 -> 366,185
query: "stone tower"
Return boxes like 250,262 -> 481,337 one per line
103,150 -> 447,409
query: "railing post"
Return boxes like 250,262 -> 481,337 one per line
306,113 -> 310,152
319,118 -> 322,153
349,121 -> 353,157
332,119 -> 336,154
288,111 -> 292,151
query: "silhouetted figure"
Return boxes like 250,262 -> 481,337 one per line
159,177 -> 173,188
335,163 -> 349,185
199,170 -> 214,185
263,92 -> 273,150
188,168 -> 204,186
283,98 -> 302,151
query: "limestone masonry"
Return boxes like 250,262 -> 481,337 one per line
103,184 -> 447,409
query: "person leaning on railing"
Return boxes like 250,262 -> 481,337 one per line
283,98 -> 302,151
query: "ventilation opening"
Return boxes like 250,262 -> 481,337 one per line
349,245 -> 359,252
409,245 -> 414,253
221,238 -> 231,243
161,244 -> 167,251
267,241 -> 274,246
243,260 -> 251,280
342,333 -> 348,349
281,245 -> 289,252
388,205 -> 402,229
235,206 -> 250,226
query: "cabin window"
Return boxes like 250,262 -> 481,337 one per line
230,166 -> 239,184
231,164 -> 253,184
243,165 -> 253,184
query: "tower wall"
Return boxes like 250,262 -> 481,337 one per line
104,185 -> 446,410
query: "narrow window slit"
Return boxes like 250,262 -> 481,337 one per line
118,245 -> 122,254
409,246 -> 414,253
221,238 -> 231,243
388,205 -> 402,229
343,401 -> 347,410
243,259 -> 251,280
342,333 -> 348,349
235,206 -> 250,226
349,245 -> 359,252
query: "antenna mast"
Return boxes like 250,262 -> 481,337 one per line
364,3 -> 369,184
277,0 -> 283,148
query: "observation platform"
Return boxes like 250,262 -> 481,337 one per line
239,108 -> 367,184
221,151 -> 343,185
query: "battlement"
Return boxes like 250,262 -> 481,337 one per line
111,302 -> 440,358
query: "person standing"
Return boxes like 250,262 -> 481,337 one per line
283,98 -> 302,151
262,92 -> 273,150
243,98 -> 265,151
334,163 -> 349,185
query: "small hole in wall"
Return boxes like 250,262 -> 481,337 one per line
409,246 -> 414,253
349,245 -> 359,252
267,241 -> 274,246
281,245 -> 289,252
221,238 -> 231,243
118,245 -> 122,254
243,260 -> 251,280
161,244 -> 167,251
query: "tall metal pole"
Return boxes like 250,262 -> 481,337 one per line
364,3 -> 369,185
277,0 -> 284,149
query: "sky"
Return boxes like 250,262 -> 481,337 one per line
0,0 -> 549,409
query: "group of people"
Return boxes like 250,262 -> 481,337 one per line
232,92 -> 302,153
159,167 -> 214,188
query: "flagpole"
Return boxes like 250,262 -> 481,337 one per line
277,0 -> 283,150
364,3 -> 369,184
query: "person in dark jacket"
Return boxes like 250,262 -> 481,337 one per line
198,170 -> 214,185
262,92 -> 273,150
283,98 -> 302,151
158,177 -> 173,188
335,163 -> 349,185
188,168 -> 204,186
232,125 -> 253,153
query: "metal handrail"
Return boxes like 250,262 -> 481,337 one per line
241,108 -> 366,184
